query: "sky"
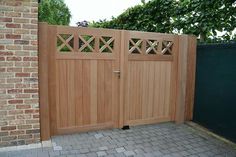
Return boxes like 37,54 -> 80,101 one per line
64,0 -> 143,26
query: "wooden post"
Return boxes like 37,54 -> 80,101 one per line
185,36 -> 197,120
39,22 -> 51,140
175,35 -> 197,123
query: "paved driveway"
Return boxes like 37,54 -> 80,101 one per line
1,123 -> 236,157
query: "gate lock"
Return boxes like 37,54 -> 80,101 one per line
113,70 -> 120,78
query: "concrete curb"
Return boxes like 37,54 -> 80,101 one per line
186,121 -> 236,149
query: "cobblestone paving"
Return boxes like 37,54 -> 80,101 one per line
0,123 -> 236,157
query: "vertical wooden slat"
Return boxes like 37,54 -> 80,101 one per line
153,62 -> 160,118
97,60 -> 105,123
125,63 -> 132,120
82,60 -> 91,125
164,62 -> 171,117
104,60 -> 112,122
147,61 -> 155,118
162,63 -> 167,118
39,22 -> 50,140
67,60 -> 75,127
159,62 -> 165,118
59,61 -> 68,127
135,62 -> 142,119
129,62 -> 135,120
75,60 -> 83,126
141,62 -> 148,119
90,60 -> 98,124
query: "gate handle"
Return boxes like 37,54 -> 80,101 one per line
113,70 -> 120,78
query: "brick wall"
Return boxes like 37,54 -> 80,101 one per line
0,0 -> 39,147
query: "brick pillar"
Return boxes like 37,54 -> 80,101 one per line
0,0 -> 40,147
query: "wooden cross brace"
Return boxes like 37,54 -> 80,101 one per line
99,37 -> 114,53
129,39 -> 142,54
79,36 -> 95,52
146,40 -> 158,54
57,34 -> 74,52
162,41 -> 173,54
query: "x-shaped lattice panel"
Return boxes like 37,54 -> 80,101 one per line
99,36 -> 114,53
57,34 -> 74,52
162,41 -> 173,55
146,40 -> 159,54
79,35 -> 95,52
129,38 -> 142,54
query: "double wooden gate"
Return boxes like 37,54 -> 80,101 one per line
39,23 -> 196,140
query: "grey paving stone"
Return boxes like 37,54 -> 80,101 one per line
124,150 -> 135,156
98,146 -> 108,151
79,148 -> 90,154
94,134 -> 104,139
49,151 -> 60,157
115,153 -> 125,157
53,146 -> 62,151
75,154 -> 86,157
37,151 -> 50,157
116,147 -> 126,153
86,152 -> 97,157
96,151 -> 107,156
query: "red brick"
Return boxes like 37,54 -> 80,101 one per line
6,23 -> 21,28
8,99 -> 23,104
7,68 -> 22,72
0,45 -> 4,50
15,73 -> 30,77
18,125 -> 32,130
0,68 -> 5,72
15,84 -> 30,88
1,126 -> 16,131
23,24 -> 37,29
23,46 -> 37,50
6,45 -> 21,50
8,110 -> 24,115
33,114 -> 39,118
5,12 -> 21,17
30,40 -> 37,45
10,130 -> 25,135
17,115 -> 31,120
23,57 -> 37,61
14,40 -> 29,45
0,18 -> 12,22
25,109 -> 39,114
16,105 -> 31,109
24,89 -> 38,93
6,34 -> 21,39
0,51 -> 13,56
8,89 -> 22,94
15,94 -> 31,98
5,1 -> 22,6
0,57 -> 5,61
7,57 -> 21,61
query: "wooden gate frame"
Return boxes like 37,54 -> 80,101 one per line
39,22 -> 196,141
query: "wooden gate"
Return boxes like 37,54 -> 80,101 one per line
121,31 -> 178,126
39,23 -> 196,140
